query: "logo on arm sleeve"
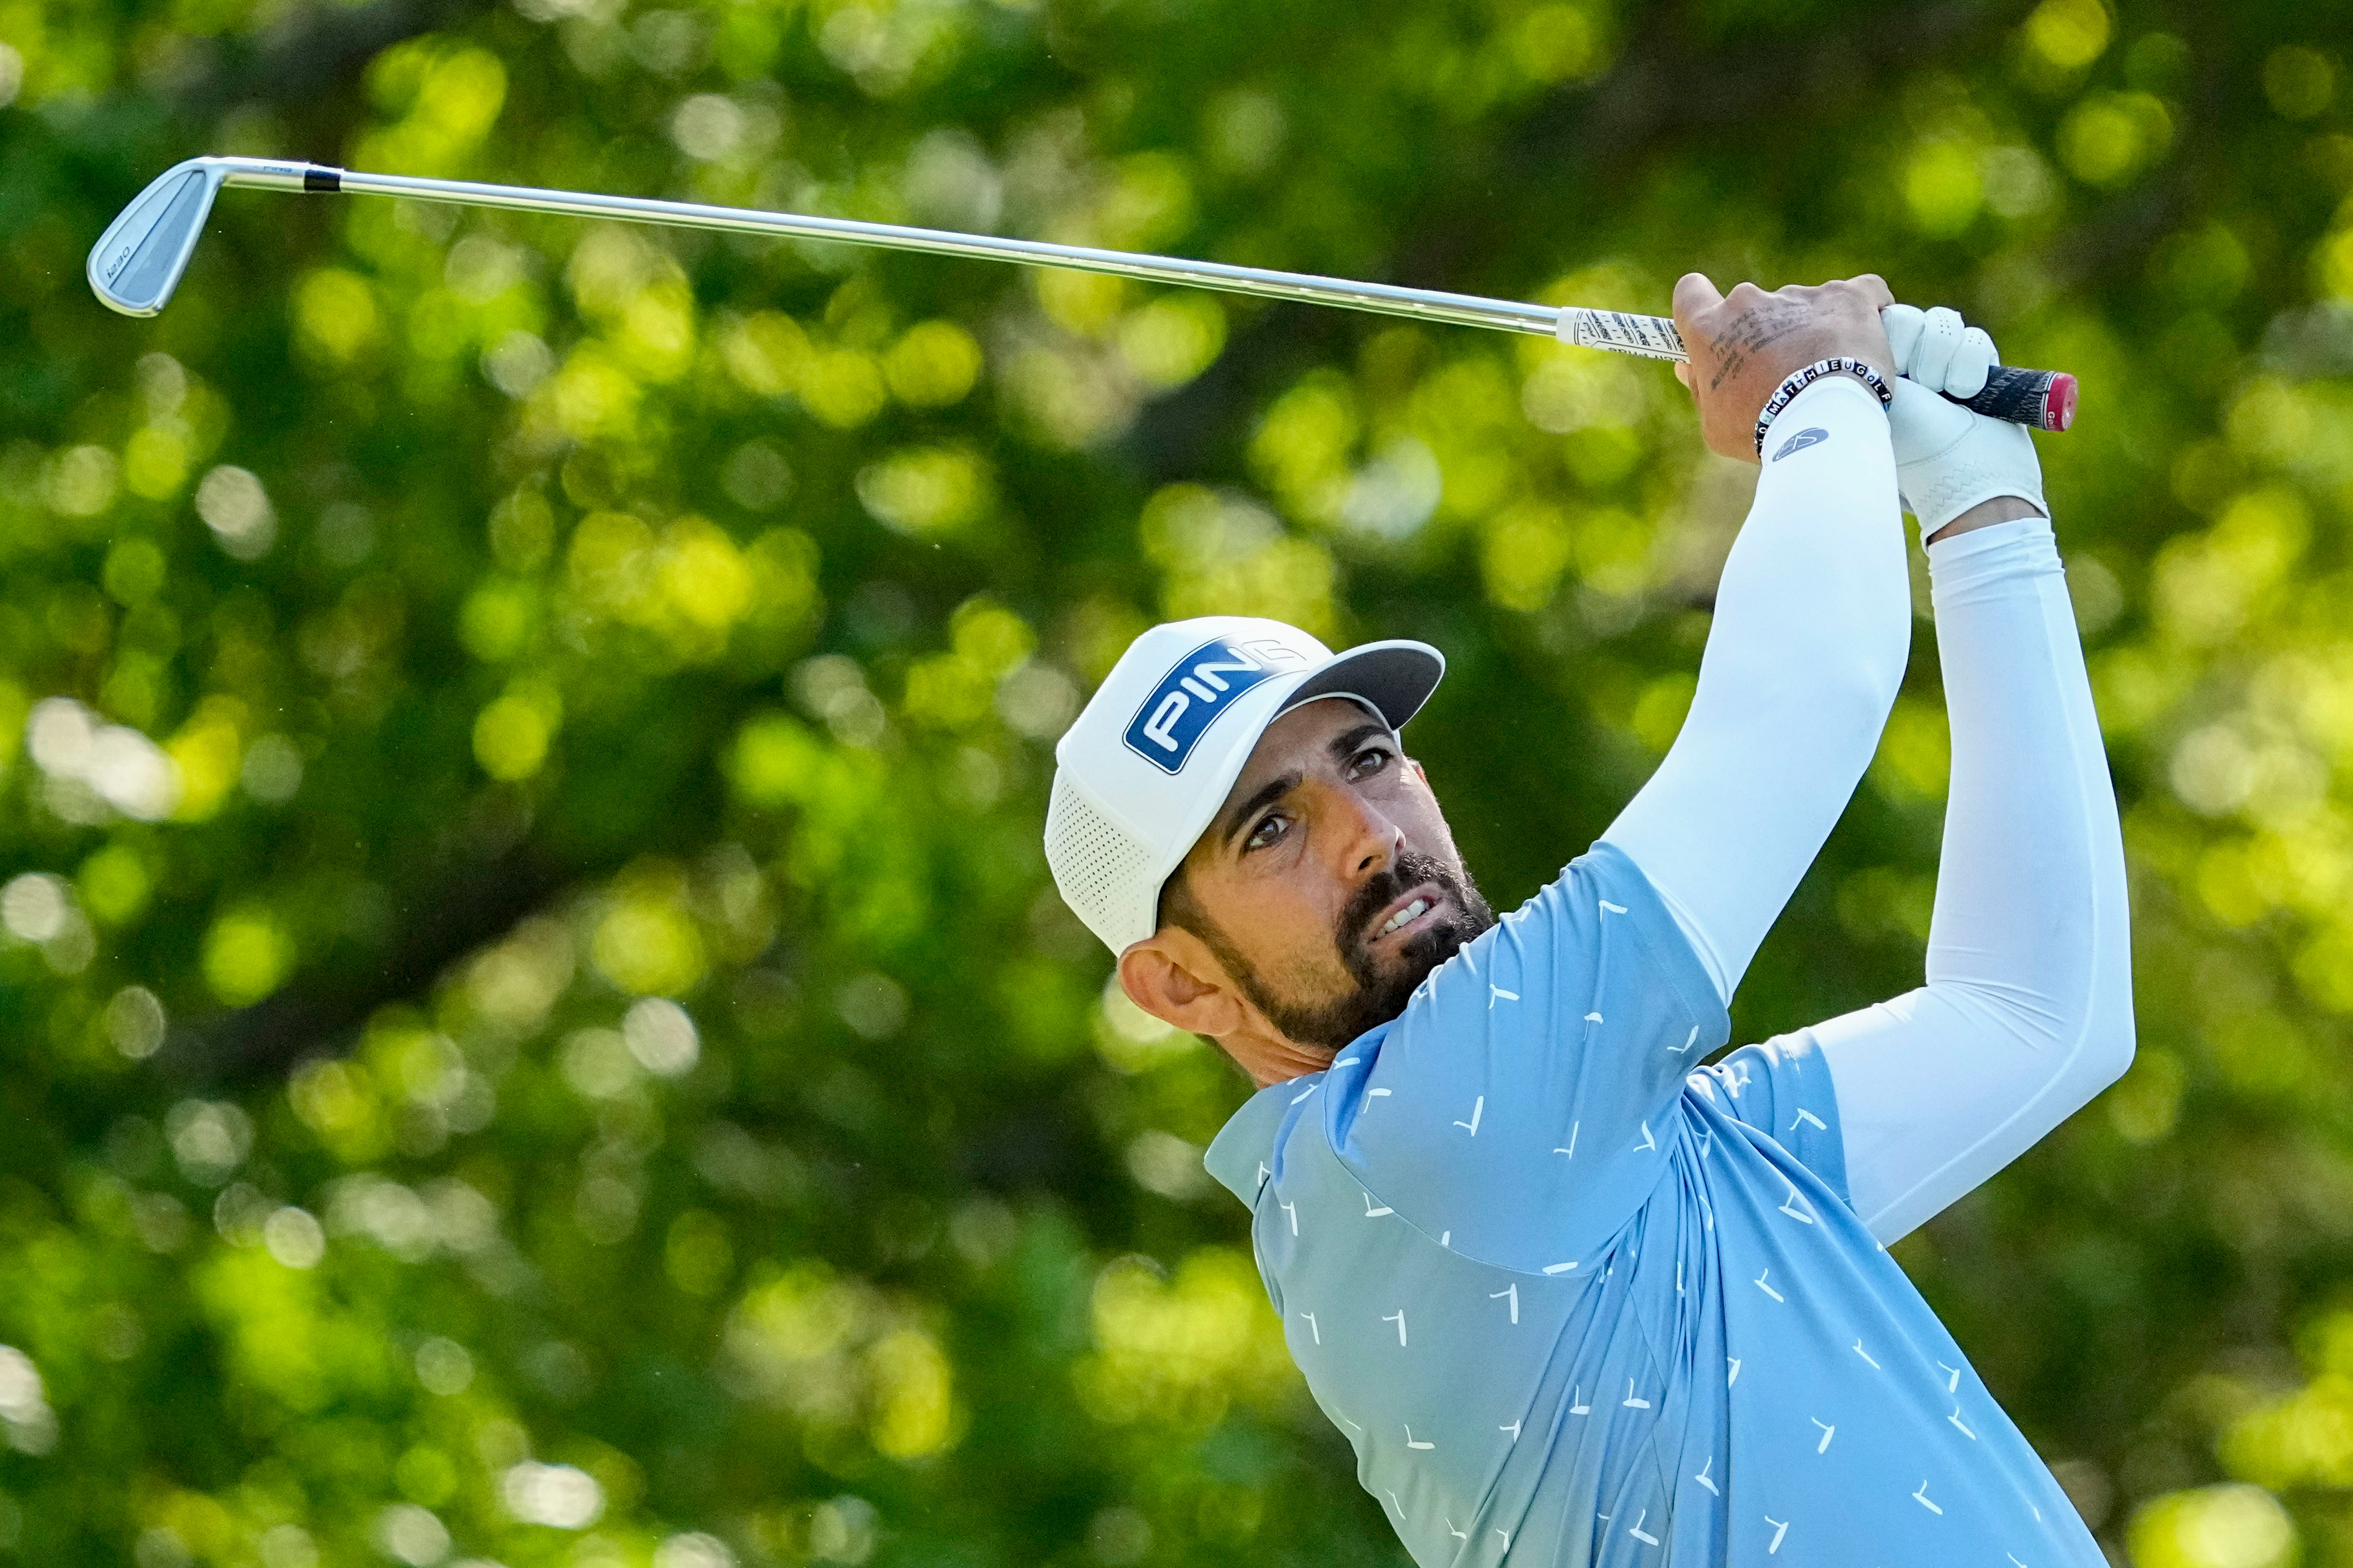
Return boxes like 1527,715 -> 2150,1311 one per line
1122,638 -> 1305,774
1772,427 -> 1830,461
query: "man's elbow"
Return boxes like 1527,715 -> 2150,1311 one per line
2084,1002 -> 2136,1098
2065,965 -> 2137,1107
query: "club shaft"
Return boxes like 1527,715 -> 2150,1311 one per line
190,157 -> 2072,430
229,161 -> 1577,343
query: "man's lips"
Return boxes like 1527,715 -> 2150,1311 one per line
1364,883 -> 1446,945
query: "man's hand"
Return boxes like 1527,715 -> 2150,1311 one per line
1671,273 -> 1896,462
1881,304 -> 2048,542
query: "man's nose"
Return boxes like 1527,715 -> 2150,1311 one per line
1329,787 -> 1403,879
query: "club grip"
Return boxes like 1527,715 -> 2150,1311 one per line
1959,365 -> 2075,431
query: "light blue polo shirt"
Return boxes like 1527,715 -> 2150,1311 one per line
1206,842 -> 2099,1565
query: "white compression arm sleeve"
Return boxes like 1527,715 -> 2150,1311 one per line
1806,516 -> 2134,1243
1599,375 -> 1911,999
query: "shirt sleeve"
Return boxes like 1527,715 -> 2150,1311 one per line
1683,1032 -> 1850,1207
1329,841 -> 1730,1274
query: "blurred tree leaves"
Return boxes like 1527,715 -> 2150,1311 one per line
8,0 -> 2353,1565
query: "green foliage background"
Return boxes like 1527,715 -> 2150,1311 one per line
2,0 -> 2351,1563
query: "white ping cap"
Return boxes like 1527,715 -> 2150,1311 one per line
1045,615 -> 1445,955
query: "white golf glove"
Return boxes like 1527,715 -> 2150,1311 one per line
1881,303 -> 2046,537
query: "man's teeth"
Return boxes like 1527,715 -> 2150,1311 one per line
1379,898 -> 1431,937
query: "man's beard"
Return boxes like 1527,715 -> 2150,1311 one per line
1207,850 -> 1497,1054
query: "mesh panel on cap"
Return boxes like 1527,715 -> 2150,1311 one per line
1045,771 -> 1161,952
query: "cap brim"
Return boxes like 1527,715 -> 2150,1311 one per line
1274,639 -> 1445,733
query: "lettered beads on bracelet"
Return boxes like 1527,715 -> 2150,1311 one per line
1752,358 -> 1895,456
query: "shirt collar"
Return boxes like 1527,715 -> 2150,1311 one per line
1203,1022 -> 1397,1205
1205,1079 -> 1293,1205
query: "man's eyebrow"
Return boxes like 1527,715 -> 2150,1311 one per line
1219,771 -> 1302,851
1328,721 -> 1394,762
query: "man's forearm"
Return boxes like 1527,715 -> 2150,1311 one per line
1601,374 -> 1909,1001
1818,514 -> 2134,1242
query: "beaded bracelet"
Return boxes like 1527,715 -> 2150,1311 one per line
1752,358 -> 1893,456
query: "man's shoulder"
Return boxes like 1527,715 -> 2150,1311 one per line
1386,842 -> 1721,1044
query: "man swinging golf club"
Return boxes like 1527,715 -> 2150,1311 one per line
1044,273 -> 2131,1565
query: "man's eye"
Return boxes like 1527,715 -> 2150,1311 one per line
1246,814 -> 1288,852
1349,747 -> 1393,780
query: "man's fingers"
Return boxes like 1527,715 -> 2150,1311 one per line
1882,304 -> 1926,375
1911,306 -> 1966,389
1671,272 -> 1725,330
1950,326 -> 1996,399
1848,272 -> 1895,311
1884,302 -> 1998,396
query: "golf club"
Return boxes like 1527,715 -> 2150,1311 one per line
89,156 -> 2078,431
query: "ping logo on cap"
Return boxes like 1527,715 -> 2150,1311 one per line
1123,637 -> 1302,773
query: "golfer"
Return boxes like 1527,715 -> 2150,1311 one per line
1044,274 -> 2131,1565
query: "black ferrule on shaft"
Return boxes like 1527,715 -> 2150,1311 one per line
303,166 -> 342,193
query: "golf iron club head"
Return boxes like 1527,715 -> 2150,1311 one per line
87,157 -> 232,318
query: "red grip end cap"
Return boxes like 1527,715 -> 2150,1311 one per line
2043,373 -> 2078,432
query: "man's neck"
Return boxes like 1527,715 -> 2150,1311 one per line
1233,1026 -> 1339,1089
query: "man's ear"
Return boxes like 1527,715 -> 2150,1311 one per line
1119,930 -> 1245,1041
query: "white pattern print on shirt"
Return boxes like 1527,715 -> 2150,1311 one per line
1203,840 -> 2122,1568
